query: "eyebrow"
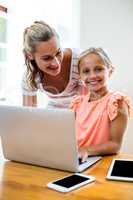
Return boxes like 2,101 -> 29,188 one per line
41,48 -> 61,58
95,65 -> 105,67
82,64 -> 105,68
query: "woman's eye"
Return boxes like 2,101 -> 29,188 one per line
42,51 -> 62,61
42,56 -> 53,61
56,51 -> 62,57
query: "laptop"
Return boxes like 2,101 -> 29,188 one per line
0,105 -> 101,172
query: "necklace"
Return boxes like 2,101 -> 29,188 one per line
88,90 -> 109,102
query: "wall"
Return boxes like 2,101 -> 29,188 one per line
0,1 -> 8,98
80,0 -> 133,154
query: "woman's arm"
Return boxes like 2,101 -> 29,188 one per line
23,95 -> 37,107
79,101 -> 129,161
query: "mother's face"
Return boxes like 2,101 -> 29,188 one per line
30,36 -> 63,76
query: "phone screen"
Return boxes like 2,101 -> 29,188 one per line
53,174 -> 90,188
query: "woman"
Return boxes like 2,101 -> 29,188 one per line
22,21 -> 84,107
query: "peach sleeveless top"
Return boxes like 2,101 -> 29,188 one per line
70,91 -> 131,148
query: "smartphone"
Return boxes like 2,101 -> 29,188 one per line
47,173 -> 95,192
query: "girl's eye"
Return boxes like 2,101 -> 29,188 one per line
96,68 -> 102,72
95,67 -> 104,72
83,69 -> 90,74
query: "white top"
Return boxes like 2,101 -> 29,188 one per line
21,48 -> 82,108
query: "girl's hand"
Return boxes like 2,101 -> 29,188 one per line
79,147 -> 89,163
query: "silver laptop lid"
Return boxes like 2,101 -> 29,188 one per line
0,105 -> 79,171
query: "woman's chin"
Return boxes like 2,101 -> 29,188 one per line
46,68 -> 61,76
51,70 -> 60,76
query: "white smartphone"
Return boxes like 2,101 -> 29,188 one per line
47,173 -> 95,192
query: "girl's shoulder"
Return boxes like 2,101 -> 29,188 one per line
69,94 -> 85,111
107,91 -> 131,120
108,91 -> 131,106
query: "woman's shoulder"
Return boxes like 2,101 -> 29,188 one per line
63,48 -> 81,81
71,48 -> 82,60
71,48 -> 82,54
64,48 -> 82,57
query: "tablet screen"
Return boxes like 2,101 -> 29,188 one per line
107,159 -> 133,181
111,160 -> 133,178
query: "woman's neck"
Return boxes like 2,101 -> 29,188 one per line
42,48 -> 72,94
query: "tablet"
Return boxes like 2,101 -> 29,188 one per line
106,159 -> 133,182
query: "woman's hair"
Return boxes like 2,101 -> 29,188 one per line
23,21 -> 59,89
78,47 -> 114,72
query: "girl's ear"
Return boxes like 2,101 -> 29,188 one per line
109,65 -> 114,77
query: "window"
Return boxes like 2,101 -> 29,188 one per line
0,5 -> 7,99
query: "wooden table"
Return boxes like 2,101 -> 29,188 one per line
0,153 -> 133,200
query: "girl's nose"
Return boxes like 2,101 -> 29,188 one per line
89,70 -> 96,79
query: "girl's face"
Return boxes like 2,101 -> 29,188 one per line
29,36 -> 63,76
79,53 -> 111,93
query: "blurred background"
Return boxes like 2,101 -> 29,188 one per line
0,0 -> 133,153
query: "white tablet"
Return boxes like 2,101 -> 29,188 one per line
106,159 -> 133,182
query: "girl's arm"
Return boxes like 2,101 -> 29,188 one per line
23,95 -> 37,107
79,101 -> 129,160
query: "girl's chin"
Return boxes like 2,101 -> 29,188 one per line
89,86 -> 103,93
87,84 -> 99,90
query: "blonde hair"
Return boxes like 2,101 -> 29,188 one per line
23,21 -> 59,89
78,47 -> 114,72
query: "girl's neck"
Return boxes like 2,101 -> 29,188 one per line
89,88 -> 109,102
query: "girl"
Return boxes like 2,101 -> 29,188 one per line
70,47 -> 131,162
22,21 -> 83,108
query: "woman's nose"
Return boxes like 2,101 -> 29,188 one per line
51,56 -> 60,65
